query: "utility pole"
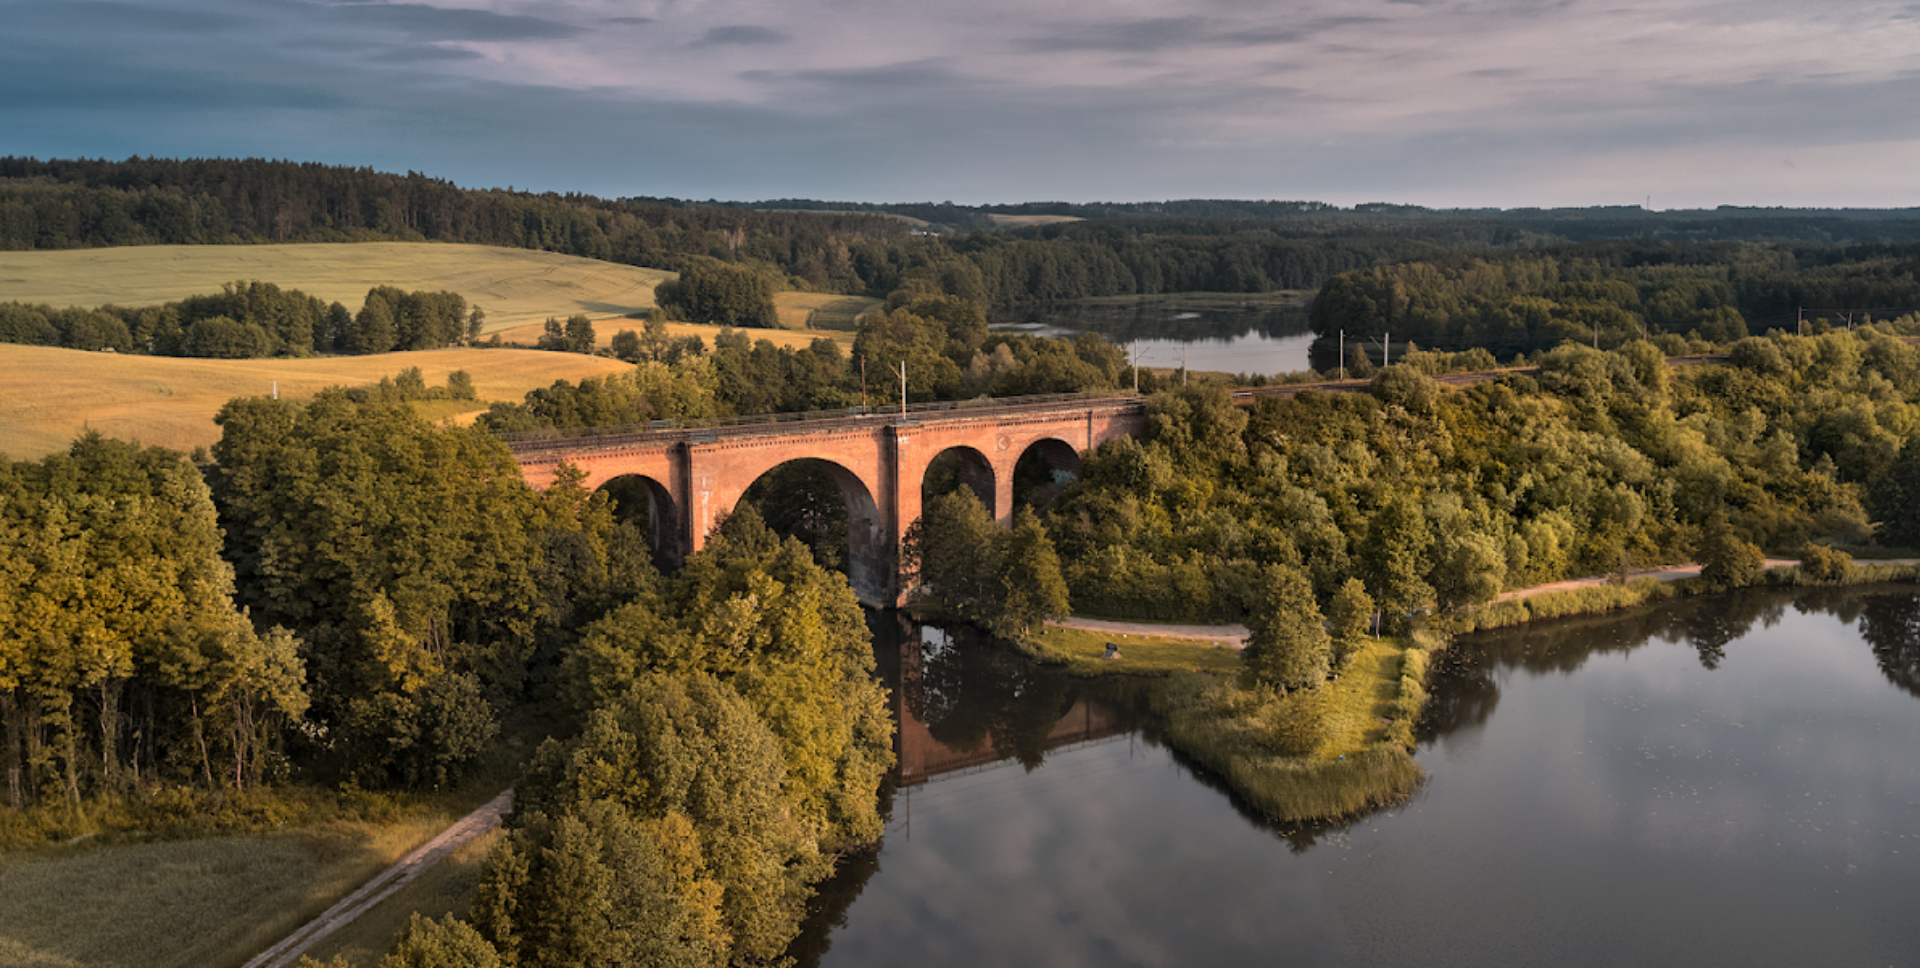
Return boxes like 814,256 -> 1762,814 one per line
1181,341 -> 1189,387
860,356 -> 868,410
898,361 -> 907,417
1130,340 -> 1139,393
1798,307 -> 1804,337
1339,330 -> 1345,379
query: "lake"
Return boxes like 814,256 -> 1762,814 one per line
792,589 -> 1920,967
990,295 -> 1320,377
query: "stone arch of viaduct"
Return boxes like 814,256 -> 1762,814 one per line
509,400 -> 1148,605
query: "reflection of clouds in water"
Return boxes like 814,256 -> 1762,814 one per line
831,740 -> 1350,967
831,593 -> 1920,967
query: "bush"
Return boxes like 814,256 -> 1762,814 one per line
1796,543 -> 1855,584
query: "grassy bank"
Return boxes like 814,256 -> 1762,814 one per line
1146,634 -> 1441,824
1019,625 -> 1244,676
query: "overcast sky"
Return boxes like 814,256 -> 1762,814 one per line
5,0 -> 1918,209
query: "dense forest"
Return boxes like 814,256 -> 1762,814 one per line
14,157 -> 1920,317
2,371 -> 895,965
1309,241 -> 1920,358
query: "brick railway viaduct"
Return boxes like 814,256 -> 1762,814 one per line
508,395 -> 1152,605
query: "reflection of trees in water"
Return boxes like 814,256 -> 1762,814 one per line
915,627 -> 1079,770
1422,588 -> 1915,743
1153,737 -> 1354,854
1667,595 -> 1782,670
1857,593 -> 1920,698
785,786 -> 891,968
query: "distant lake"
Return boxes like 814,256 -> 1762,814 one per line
990,294 -> 1319,377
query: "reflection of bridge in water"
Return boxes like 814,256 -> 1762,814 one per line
875,616 -> 1131,787
896,693 -> 1129,787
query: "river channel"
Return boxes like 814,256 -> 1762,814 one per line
791,589 -> 1920,967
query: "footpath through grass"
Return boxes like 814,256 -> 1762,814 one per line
1023,625 -> 1244,676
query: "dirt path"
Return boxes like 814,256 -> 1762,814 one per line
1046,616 -> 1252,648
1490,559 -> 1798,602
243,789 -> 514,968
1049,558 -> 1920,646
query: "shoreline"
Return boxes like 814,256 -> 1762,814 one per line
1051,557 -> 1920,825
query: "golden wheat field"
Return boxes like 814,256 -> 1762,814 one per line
0,343 -> 633,459
0,242 -> 675,334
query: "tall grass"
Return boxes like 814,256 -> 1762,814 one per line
1438,577 -> 1677,633
1148,634 -> 1438,823
0,816 -> 450,968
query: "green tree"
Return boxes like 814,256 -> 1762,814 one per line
511,674 -> 817,964
564,314 -> 597,354
1243,565 -> 1331,691
1357,496 -> 1433,629
993,507 -> 1070,639
1868,436 -> 1920,548
353,292 -> 397,354
209,393 -> 556,786
1429,529 -> 1506,612
1697,513 -> 1765,590
655,262 -> 778,329
1796,542 -> 1853,583
378,914 -> 502,968
904,489 -> 1002,620
1325,578 -> 1374,668
611,329 -> 642,361
473,800 -> 717,968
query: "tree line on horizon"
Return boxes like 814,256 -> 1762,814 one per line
15,157 -> 1920,321
1310,241 -> 1920,360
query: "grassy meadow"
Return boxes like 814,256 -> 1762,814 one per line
1150,634 -> 1438,823
0,242 -> 674,334
0,815 -> 451,968
773,292 -> 883,331
1025,625 -> 1244,676
0,343 -> 632,459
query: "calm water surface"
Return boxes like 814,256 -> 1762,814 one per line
990,297 -> 1317,376
795,591 -> 1920,967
